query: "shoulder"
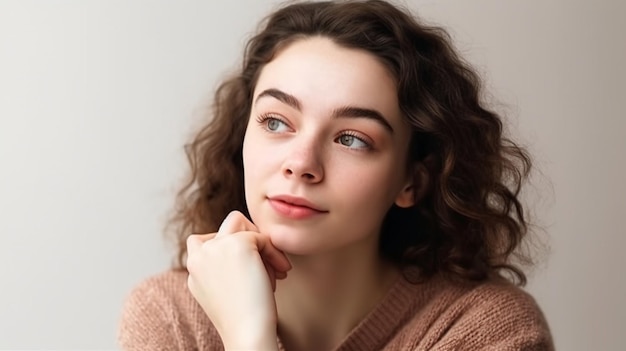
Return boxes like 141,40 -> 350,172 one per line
397,276 -> 554,350
118,269 -> 221,350
455,279 -> 553,350
446,277 -> 549,322
460,280 -> 550,330
436,278 -> 553,350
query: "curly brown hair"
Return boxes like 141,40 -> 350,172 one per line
168,0 -> 535,285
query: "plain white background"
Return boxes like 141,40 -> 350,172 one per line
1,0 -> 624,349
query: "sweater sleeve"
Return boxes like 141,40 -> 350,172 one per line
431,282 -> 554,351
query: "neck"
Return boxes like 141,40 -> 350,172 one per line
275,243 -> 399,351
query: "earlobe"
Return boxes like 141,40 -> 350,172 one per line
394,183 -> 415,208
394,160 -> 432,208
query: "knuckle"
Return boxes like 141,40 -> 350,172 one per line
224,210 -> 244,225
186,249 -> 205,273
186,254 -> 197,272
185,234 -> 196,248
219,211 -> 247,234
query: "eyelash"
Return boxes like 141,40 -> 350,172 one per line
255,113 -> 373,151
256,113 -> 289,131
336,131 -> 372,150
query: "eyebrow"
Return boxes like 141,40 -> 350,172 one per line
255,88 -> 394,134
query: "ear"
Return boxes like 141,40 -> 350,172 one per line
394,181 -> 415,208
394,157 -> 433,208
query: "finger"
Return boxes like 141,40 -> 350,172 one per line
217,211 -> 258,237
185,235 -> 206,272
186,234 -> 203,255
186,233 -> 217,253
275,270 -> 287,280
255,234 -> 292,273
193,233 -> 217,243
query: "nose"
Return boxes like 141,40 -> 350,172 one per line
282,139 -> 324,183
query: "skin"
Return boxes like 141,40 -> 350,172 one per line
187,37 -> 419,351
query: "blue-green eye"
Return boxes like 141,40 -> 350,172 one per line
257,115 -> 290,133
267,118 -> 283,131
336,134 -> 370,149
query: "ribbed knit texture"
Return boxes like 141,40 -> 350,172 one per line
118,269 -> 553,350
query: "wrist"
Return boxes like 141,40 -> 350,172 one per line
221,325 -> 278,351
223,337 -> 278,351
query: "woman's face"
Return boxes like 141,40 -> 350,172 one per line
242,37 -> 414,256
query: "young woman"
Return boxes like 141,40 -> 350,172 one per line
119,1 -> 553,350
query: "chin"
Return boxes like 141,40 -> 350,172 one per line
264,225 -> 324,256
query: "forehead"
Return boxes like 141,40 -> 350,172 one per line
253,37 -> 403,126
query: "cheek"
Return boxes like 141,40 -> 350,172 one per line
244,141 -> 278,175
333,162 -> 402,210
243,133 -> 284,192
243,131 -> 264,172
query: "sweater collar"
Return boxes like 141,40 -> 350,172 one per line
277,268 -> 436,351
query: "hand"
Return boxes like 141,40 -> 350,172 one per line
186,211 -> 291,350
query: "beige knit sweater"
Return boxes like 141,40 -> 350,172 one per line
118,269 -> 553,350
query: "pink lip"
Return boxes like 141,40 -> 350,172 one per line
267,195 -> 328,219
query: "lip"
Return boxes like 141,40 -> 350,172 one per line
267,195 -> 328,219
